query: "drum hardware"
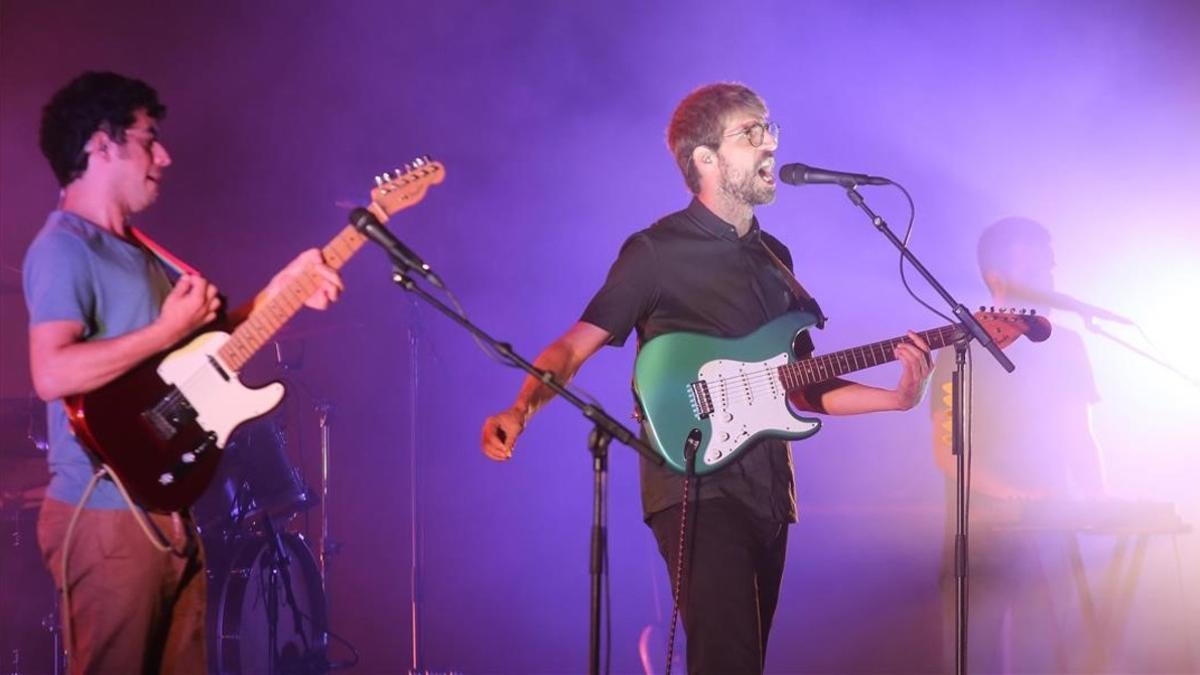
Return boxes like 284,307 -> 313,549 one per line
2,496 -> 64,675
263,515 -> 326,674
315,399 -> 340,599
193,417 -> 317,539
195,410 -> 331,673
210,523 -> 329,674
0,395 -> 60,674
273,338 -> 341,596
192,331 -> 365,674
39,610 -> 64,675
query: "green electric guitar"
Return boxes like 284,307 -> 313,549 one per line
633,309 -> 1050,475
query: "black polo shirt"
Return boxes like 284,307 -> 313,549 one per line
581,198 -> 823,524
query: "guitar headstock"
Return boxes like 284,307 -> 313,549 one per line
974,307 -> 1052,348
366,156 -> 446,223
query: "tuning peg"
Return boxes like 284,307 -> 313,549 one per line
374,175 -> 384,186
979,305 -> 986,312
393,167 -> 403,176
1030,309 -> 1037,315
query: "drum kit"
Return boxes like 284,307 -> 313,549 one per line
1,397 -> 59,675
1,383 -> 338,674
195,414 -> 332,675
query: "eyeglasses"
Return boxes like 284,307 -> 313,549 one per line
723,120 -> 780,148
123,127 -> 161,148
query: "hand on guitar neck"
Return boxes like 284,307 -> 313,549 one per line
791,330 -> 935,416
225,248 -> 344,326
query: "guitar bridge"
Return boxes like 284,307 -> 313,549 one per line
142,387 -> 197,442
687,380 -> 714,420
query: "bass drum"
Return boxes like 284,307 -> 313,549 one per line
210,532 -> 327,674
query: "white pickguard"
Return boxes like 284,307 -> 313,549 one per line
697,352 -> 819,467
156,331 -> 285,448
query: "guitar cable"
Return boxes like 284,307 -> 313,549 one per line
664,431 -> 701,675
57,467 -> 106,667
57,464 -> 194,667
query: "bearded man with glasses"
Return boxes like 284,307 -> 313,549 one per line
481,82 -> 933,673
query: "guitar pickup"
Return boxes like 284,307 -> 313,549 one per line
142,387 -> 198,442
687,380 -> 714,419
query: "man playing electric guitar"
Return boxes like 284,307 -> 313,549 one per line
24,71 -> 342,674
480,82 -> 934,674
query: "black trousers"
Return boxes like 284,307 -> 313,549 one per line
648,498 -> 789,675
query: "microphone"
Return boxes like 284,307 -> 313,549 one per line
349,207 -> 444,289
1012,287 -> 1134,325
778,163 -> 890,187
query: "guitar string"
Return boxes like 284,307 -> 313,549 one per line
697,326 -> 963,396
700,336 -> 960,410
700,343 -> 908,396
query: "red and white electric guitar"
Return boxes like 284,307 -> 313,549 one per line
65,158 -> 445,512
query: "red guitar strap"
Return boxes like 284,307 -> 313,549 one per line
129,227 -> 202,278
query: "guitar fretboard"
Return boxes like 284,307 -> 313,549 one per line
778,324 -> 963,391
217,225 -> 367,371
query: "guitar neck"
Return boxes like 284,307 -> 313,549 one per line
217,224 -> 367,372
780,323 -> 962,391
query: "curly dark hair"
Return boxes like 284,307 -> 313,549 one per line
39,72 -> 167,187
667,83 -> 765,194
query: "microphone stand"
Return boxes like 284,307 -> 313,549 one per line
406,296 -> 426,675
380,261 -> 662,675
842,186 -> 1016,675
1081,321 -> 1200,389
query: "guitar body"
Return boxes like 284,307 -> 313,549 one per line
59,158 -> 445,512
66,329 -> 284,512
635,307 -> 1048,476
634,311 -> 823,475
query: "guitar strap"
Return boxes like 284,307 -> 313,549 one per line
760,240 -> 828,329
129,227 -> 202,279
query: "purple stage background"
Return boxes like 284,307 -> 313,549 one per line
2,1 -> 1198,673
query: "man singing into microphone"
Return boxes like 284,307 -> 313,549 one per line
480,82 -> 934,673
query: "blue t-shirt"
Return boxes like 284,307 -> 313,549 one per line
23,211 -> 173,508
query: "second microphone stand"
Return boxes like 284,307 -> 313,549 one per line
364,231 -> 663,675
842,185 -> 1015,675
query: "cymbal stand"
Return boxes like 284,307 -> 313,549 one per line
260,512 -> 313,673
316,400 -> 339,599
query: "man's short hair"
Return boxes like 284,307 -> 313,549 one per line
39,71 -> 166,187
976,216 -> 1051,278
667,83 -> 766,194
